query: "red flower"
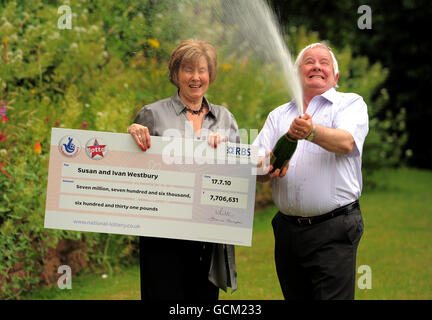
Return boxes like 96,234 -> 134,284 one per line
34,142 -> 42,154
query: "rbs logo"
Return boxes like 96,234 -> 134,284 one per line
227,146 -> 251,157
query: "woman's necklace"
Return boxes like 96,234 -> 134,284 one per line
185,101 -> 205,115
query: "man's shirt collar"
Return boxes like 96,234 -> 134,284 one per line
320,87 -> 337,104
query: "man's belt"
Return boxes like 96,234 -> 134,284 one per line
280,200 -> 360,226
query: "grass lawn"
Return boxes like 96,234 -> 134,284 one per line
22,264 -> 141,300
354,168 -> 432,299
22,168 -> 432,300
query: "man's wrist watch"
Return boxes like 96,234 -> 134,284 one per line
306,124 -> 316,142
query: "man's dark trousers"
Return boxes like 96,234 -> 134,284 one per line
272,205 -> 364,300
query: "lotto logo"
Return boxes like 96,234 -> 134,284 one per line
85,137 -> 108,160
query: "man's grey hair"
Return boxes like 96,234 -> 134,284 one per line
294,42 -> 339,77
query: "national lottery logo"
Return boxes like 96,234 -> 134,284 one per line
85,137 -> 108,160
58,135 -> 81,158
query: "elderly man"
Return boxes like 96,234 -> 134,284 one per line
253,43 -> 369,300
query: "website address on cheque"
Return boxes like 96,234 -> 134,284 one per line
73,219 -> 140,229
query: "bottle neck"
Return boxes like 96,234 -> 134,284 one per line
284,133 -> 297,142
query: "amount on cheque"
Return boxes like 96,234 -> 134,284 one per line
209,194 -> 239,203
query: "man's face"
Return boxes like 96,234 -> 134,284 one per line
299,46 -> 339,95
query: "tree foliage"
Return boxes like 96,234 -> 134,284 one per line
270,0 -> 432,168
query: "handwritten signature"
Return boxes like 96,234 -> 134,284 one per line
209,208 -> 242,225
215,207 -> 232,217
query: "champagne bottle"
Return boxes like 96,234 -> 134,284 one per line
269,132 -> 297,173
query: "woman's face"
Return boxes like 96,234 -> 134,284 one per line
178,56 -> 210,104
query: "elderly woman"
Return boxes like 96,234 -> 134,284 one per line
127,40 -> 239,300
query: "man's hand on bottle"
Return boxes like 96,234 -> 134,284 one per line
289,113 -> 313,140
256,150 -> 288,182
